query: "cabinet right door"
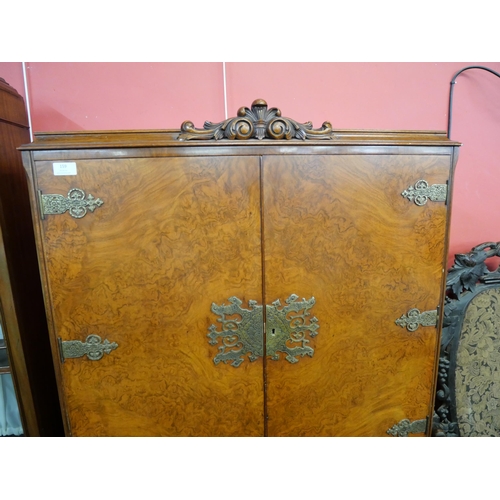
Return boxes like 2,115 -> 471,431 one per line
262,153 -> 451,436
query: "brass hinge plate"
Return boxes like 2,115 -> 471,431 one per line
387,417 -> 428,437
59,335 -> 118,362
395,308 -> 437,332
401,180 -> 447,206
39,188 -> 103,219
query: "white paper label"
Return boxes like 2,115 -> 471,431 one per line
53,162 -> 77,176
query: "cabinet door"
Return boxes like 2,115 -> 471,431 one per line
262,154 -> 450,436
34,155 -> 264,436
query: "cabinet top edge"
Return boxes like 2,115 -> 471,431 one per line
19,129 -> 462,150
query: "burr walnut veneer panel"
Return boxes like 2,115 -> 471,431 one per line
34,156 -> 264,436
21,116 -> 460,436
263,154 -> 449,436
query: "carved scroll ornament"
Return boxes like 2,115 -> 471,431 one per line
178,99 -> 334,141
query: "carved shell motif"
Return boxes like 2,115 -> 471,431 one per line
178,99 -> 334,141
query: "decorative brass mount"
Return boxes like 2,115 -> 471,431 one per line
39,188 -> 104,219
59,335 -> 118,362
178,99 -> 334,141
401,180 -> 447,206
395,308 -> 437,332
387,417 -> 428,437
207,294 -> 319,367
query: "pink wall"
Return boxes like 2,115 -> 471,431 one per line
0,62 -> 26,101
1,62 -> 499,267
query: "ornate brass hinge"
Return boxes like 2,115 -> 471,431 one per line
207,295 -> 319,367
395,308 -> 437,332
59,335 -> 118,362
387,417 -> 428,437
39,188 -> 104,219
401,180 -> 447,206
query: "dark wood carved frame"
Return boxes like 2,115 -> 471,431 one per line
433,242 -> 500,436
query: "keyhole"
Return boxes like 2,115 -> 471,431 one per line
271,328 -> 276,336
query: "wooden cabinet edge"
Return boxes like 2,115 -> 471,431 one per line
21,150 -> 71,436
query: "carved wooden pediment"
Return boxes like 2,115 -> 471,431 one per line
178,99 -> 334,141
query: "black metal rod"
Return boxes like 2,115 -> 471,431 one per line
448,65 -> 500,138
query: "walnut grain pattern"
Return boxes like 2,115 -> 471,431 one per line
262,155 -> 449,436
36,156 -> 264,436
28,134 -> 456,436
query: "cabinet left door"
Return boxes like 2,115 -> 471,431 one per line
30,154 -> 264,436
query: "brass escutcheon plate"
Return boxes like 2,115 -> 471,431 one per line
208,295 -> 319,367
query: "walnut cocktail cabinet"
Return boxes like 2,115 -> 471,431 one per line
20,100 -> 460,437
